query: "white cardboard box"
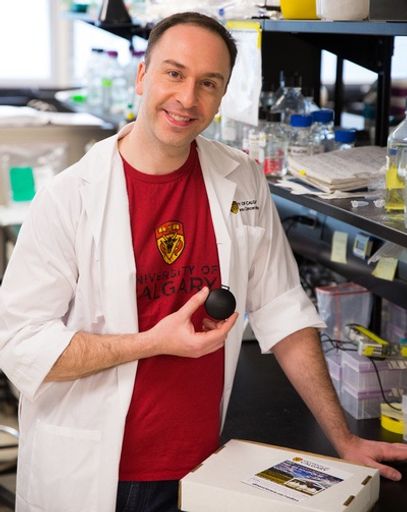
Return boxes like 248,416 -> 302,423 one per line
180,439 -> 379,512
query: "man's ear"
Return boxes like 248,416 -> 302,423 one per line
135,61 -> 147,96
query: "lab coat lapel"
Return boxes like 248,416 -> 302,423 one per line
196,137 -> 238,288
80,136 -> 138,414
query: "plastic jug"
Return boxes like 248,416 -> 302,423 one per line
280,0 -> 318,20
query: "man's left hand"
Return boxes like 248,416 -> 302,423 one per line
339,434 -> 407,481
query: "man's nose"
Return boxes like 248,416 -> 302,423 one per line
176,79 -> 198,109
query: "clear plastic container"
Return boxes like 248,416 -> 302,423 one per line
315,282 -> 372,341
325,351 -> 342,381
341,351 -> 405,393
384,100 -> 407,213
334,128 -> 357,150
288,114 -> 313,156
388,301 -> 407,332
341,384 -> 395,420
311,109 -> 335,153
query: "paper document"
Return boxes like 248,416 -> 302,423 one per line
288,146 -> 386,192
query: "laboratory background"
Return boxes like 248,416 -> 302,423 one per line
0,1 -> 407,511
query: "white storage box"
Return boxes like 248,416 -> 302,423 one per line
180,439 -> 379,512
341,384 -> 396,419
341,351 -> 405,392
325,351 -> 342,381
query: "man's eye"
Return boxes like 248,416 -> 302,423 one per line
202,80 -> 216,90
168,71 -> 182,79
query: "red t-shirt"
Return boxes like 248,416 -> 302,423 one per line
119,143 -> 224,481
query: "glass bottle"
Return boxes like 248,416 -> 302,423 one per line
385,101 -> 407,212
288,114 -> 313,156
271,73 -> 306,125
303,86 -> 320,114
311,109 -> 335,153
334,128 -> 357,150
263,112 -> 289,178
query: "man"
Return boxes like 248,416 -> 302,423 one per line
1,11 -> 407,512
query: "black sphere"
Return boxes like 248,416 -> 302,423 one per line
204,288 -> 236,320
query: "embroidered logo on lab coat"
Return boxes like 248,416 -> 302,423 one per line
231,201 -> 239,214
155,221 -> 185,264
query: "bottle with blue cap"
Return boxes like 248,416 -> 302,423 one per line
311,109 -> 335,153
288,114 -> 313,156
334,128 -> 357,150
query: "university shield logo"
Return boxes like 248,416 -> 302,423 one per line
155,221 -> 185,264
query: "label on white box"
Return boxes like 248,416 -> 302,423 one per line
243,457 -> 352,502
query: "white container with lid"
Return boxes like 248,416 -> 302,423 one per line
319,0 -> 369,21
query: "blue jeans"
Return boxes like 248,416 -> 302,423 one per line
116,480 -> 181,512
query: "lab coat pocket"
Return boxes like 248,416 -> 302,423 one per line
235,225 -> 265,273
27,422 -> 102,511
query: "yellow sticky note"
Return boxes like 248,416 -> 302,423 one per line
372,257 -> 398,281
331,231 -> 348,263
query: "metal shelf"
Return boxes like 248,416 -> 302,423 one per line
270,183 -> 407,248
260,19 -> 407,36
269,183 -> 407,309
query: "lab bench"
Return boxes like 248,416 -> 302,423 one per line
222,340 -> 407,512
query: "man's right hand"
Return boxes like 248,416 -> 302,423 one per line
147,287 -> 238,358
46,287 -> 238,382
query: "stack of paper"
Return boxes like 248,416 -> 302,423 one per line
288,146 -> 386,192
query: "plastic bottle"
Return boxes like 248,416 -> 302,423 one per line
311,109 -> 335,153
125,49 -> 144,108
85,48 -> 104,108
334,128 -> 357,150
263,112 -> 289,178
271,73 -> 306,125
288,114 -> 313,156
100,50 -> 128,116
384,100 -> 407,212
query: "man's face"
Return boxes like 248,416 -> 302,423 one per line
135,23 -> 231,153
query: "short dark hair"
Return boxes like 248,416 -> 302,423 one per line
144,11 -> 237,73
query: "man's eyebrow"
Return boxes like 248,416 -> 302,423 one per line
162,59 -> 226,82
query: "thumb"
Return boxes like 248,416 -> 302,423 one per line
178,287 -> 210,318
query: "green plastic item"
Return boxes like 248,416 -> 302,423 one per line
9,167 -> 35,202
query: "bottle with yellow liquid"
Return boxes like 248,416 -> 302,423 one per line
384,101 -> 407,212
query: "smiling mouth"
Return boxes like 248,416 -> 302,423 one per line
164,110 -> 196,125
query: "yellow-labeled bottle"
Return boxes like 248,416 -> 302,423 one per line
384,102 -> 407,212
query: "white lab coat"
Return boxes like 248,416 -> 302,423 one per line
0,123 -> 324,511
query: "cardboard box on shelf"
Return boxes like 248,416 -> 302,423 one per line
180,439 -> 379,512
